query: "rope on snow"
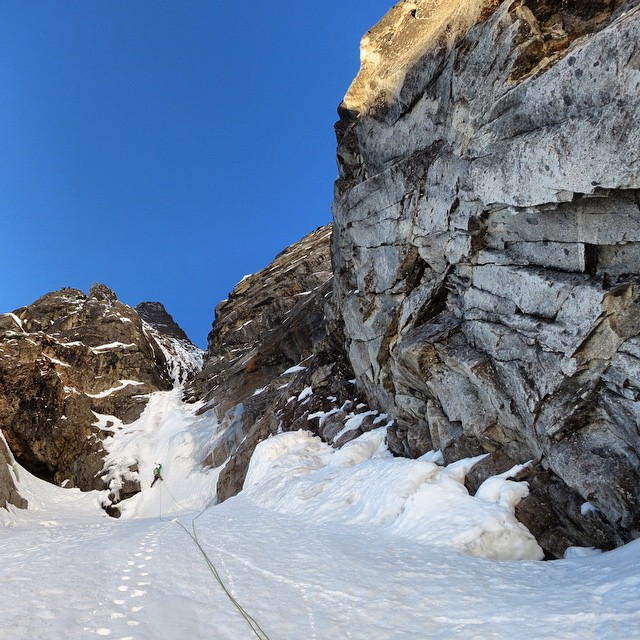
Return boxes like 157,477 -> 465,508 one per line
158,481 -> 271,640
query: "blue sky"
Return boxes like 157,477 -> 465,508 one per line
0,1 -> 392,347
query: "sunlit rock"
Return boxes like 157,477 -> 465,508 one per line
332,0 -> 640,556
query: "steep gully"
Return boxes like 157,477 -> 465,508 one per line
2,0 -> 640,559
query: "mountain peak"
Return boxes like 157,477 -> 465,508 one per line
135,301 -> 189,342
88,283 -> 117,302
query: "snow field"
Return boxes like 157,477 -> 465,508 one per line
1,389 -> 639,639
244,429 -> 543,560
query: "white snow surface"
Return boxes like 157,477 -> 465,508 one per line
86,380 -> 145,399
90,342 -> 138,352
1,390 -> 639,639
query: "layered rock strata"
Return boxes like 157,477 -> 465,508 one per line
0,284 -> 200,502
332,0 -> 640,555
188,226 -> 385,500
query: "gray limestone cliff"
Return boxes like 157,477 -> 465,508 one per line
332,0 -> 640,555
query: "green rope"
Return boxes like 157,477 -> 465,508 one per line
159,482 -> 271,640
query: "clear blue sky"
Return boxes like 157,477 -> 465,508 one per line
0,1 -> 392,348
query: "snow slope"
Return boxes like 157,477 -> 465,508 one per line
1,390 -> 639,639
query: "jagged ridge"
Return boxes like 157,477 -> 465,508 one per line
0,284 -> 201,510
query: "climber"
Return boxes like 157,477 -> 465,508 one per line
150,463 -> 163,488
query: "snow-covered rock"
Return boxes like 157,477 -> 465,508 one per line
0,284 -> 201,503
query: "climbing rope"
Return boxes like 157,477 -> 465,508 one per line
158,481 -> 271,640
160,482 -> 199,517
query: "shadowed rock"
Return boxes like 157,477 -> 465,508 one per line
136,301 -> 189,341
188,226 -> 383,501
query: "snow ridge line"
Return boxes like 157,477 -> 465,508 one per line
158,483 -> 271,640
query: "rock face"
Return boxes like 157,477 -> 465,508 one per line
136,302 -> 189,341
136,301 -> 203,387
188,226 -> 385,500
189,226 -> 334,409
0,431 -> 27,510
0,284 -> 200,505
332,0 -> 640,555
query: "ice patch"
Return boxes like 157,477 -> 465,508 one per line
581,501 -> 599,516
564,546 -> 604,559
100,389 -> 222,517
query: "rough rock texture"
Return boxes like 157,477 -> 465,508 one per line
136,301 -> 203,387
0,431 -> 27,510
0,284 -> 199,501
136,302 -> 189,341
332,0 -> 640,556
189,226 -> 334,408
188,226 -> 384,500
